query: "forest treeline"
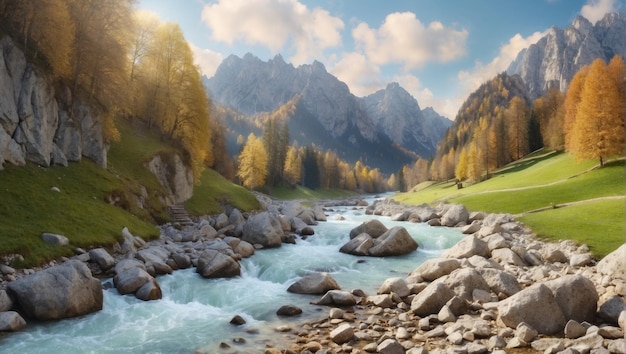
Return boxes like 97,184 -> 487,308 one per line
396,56 -> 625,191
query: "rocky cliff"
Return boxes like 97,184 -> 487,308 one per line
206,53 -> 451,172
507,12 -> 626,99
0,36 -> 107,170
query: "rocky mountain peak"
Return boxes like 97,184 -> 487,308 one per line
507,11 -> 626,99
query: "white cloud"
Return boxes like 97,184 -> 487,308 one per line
189,42 -> 223,77
581,0 -> 622,24
200,0 -> 344,65
392,74 -> 458,119
330,52 -> 384,96
352,12 -> 468,69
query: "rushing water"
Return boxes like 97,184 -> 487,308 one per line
0,195 -> 464,353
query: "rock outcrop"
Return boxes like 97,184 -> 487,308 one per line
0,35 -> 107,170
146,152 -> 194,204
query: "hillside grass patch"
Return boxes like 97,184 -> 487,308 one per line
270,185 -> 357,200
185,168 -> 260,215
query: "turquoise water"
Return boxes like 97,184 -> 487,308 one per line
0,196 -> 463,353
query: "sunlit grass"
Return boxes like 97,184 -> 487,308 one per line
270,185 -> 357,200
185,168 -> 260,215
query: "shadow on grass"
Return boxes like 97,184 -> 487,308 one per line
493,150 -> 560,176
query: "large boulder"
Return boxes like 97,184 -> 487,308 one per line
113,259 -> 154,296
287,272 -> 340,294
339,233 -> 375,256
196,249 -> 241,278
442,235 -> 489,259
441,204 -> 469,227
477,268 -> 521,297
596,243 -> 626,281
349,219 -> 388,239
88,248 -> 115,271
7,260 -> 103,320
444,268 -> 491,301
411,281 -> 455,316
368,226 -> 418,256
242,212 -> 283,248
378,277 -> 410,298
497,283 -> 566,334
543,274 -> 598,324
409,258 -> 461,282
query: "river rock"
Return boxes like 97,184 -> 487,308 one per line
516,322 -> 539,343
313,290 -> 357,306
7,260 -> 102,320
135,278 -> 162,301
367,226 -> 419,256
349,219 -> 388,239
565,319 -> 587,339
196,249 -> 240,278
477,268 -> 521,297
378,277 -> 410,298
442,235 -> 489,259
276,305 -> 302,316
441,204 -> 469,227
0,290 -> 13,312
598,295 -> 625,325
233,240 -> 255,258
0,311 -> 26,331
543,274 -> 598,323
88,248 -> 115,271
114,263 -> 152,295
242,212 -> 283,248
330,323 -> 354,344
339,233 -> 375,256
411,281 -> 455,316
498,283 -> 566,334
377,338 -> 404,354
410,258 -> 461,281
596,243 -> 626,281
287,272 -> 340,294
491,248 -> 526,266
444,268 -> 491,301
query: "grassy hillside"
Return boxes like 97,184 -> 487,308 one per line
270,185 -> 357,200
394,151 -> 625,258
0,118 -> 260,267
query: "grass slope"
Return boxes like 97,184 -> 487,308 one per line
0,118 -> 260,267
394,151 -> 625,258
270,185 -> 357,200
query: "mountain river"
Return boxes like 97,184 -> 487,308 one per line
0,195 -> 464,353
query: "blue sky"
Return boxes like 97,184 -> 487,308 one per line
138,0 -> 625,119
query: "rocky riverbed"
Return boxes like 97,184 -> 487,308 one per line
0,196 -> 625,354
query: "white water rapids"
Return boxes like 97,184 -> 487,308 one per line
0,195 -> 464,353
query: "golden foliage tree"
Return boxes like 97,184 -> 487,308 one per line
283,145 -> 302,185
564,66 -> 589,151
237,134 -> 268,189
533,88 -> 566,150
455,148 -> 469,181
506,96 -> 530,160
568,57 -> 625,165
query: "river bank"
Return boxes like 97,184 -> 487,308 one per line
0,195 -> 624,353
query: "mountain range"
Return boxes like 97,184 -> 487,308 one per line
507,12 -> 626,99
205,54 -> 451,173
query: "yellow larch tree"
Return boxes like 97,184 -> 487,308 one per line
564,66 -> 590,151
237,134 -> 268,189
283,145 -> 302,185
569,57 -> 625,166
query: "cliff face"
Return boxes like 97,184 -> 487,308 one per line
0,36 -> 107,170
507,12 -> 626,99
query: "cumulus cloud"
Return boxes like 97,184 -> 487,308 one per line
330,52 -> 384,96
581,0 -> 622,24
352,12 -> 468,69
189,42 -> 223,77
200,0 -> 344,65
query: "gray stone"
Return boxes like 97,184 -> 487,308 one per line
565,319 -> 587,339
242,212 -> 283,248
599,296 -> 625,325
287,272 -> 340,294
0,290 -> 13,312
409,258 -> 461,281
411,281 -> 455,316
442,235 -> 489,259
276,305 -> 302,316
313,290 -> 357,307
7,260 -> 102,320
543,274 -> 598,324
437,304 -> 456,323
114,265 -> 151,295
339,233 -> 374,256
196,249 -> 240,278
378,277 -> 410,298
516,322 -> 538,343
497,283 -> 566,334
135,278 -> 162,301
368,294 -> 394,308
597,326 -> 623,339
349,219 -> 388,239
491,248 -> 526,266
88,248 -> 115,271
0,311 -> 26,332
477,268 -> 521,297
569,253 -> 593,267
441,204 -> 469,227
41,233 -> 69,246
330,323 -> 354,344
444,268 -> 491,301
377,338 -> 404,354
368,226 -> 419,256
597,243 -> 626,281
607,339 -> 626,354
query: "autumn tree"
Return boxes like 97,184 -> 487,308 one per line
506,96 -> 530,160
533,88 -> 565,150
263,117 -> 289,186
568,57 -> 625,165
237,134 -> 268,189
564,66 -> 589,151
283,145 -> 302,185
455,148 -> 469,181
